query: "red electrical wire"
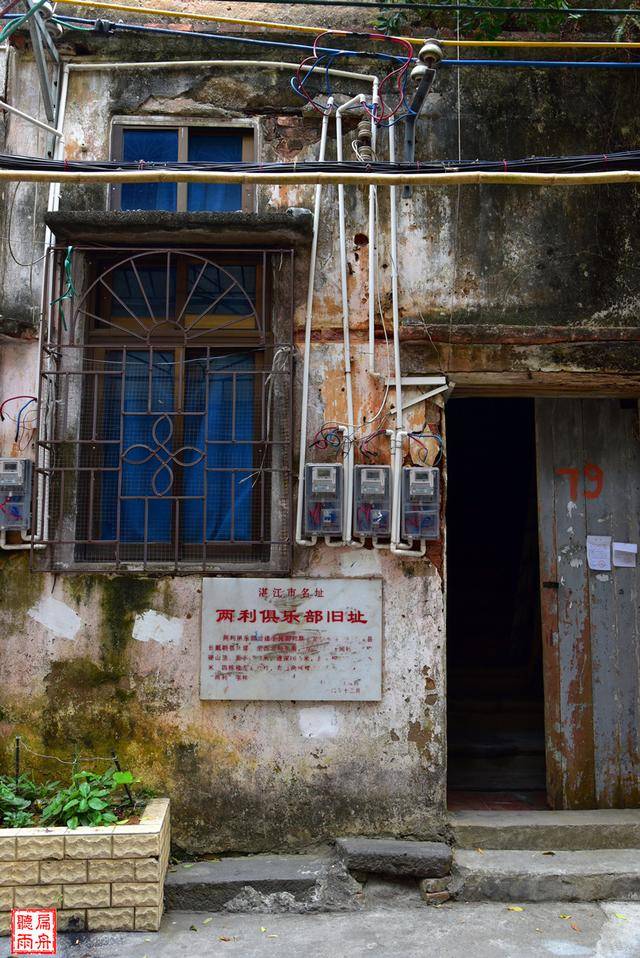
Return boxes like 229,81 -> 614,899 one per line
359,32 -> 414,123
296,30 -> 414,123
0,395 -> 37,421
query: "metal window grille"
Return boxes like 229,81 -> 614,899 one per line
32,246 -> 294,574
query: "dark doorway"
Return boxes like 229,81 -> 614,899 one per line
446,398 -> 547,809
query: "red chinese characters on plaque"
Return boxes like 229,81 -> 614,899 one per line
200,578 -> 382,701
11,909 -> 57,955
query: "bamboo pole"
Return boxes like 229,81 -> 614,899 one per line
1,168 -> 640,186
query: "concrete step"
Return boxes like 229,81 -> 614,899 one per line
165,855 -> 330,912
336,838 -> 452,878
165,854 -> 365,913
450,809 -> 640,850
453,848 -> 640,902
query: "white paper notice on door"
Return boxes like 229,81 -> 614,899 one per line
586,535 -> 612,571
613,541 -> 638,568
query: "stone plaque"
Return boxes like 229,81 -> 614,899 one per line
200,577 -> 382,701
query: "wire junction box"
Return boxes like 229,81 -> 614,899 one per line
402,465 -> 440,540
354,464 -> 391,537
0,458 -> 32,531
304,463 -> 343,536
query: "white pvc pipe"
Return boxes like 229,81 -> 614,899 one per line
336,94 -> 366,548
368,78 -> 379,373
387,123 -> 426,558
391,431 -> 426,558
0,98 -> 63,137
67,59 -> 376,86
295,97 -> 334,548
0,529 -> 45,550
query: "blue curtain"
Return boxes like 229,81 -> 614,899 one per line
187,132 -> 244,212
101,351 -> 174,542
182,353 -> 255,542
121,129 -> 178,211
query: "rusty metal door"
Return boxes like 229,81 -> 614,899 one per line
536,399 -> 640,809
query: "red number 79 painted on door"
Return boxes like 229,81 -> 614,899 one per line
555,463 -> 604,500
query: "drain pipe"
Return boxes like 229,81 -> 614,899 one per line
388,122 -> 426,558
295,97 -> 334,548
336,93 -> 366,548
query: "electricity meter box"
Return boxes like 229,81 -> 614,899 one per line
0,458 -> 32,531
402,465 -> 440,541
354,465 -> 391,538
304,463 -> 343,536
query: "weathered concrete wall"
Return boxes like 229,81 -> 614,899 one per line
0,30 -> 639,852
3,41 -> 640,339
0,552 -> 445,853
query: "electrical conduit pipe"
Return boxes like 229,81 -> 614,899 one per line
368,78 -> 379,373
295,97 -> 334,547
387,122 -> 426,557
336,93 -> 366,547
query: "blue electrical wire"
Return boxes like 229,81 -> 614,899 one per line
14,398 -> 36,442
4,11 -> 640,70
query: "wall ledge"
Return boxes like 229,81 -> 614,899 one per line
45,209 -> 313,247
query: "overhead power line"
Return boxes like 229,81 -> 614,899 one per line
29,0 -> 640,48
4,13 -> 634,63
3,147 -> 640,174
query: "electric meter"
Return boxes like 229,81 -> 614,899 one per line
304,464 -> 343,536
401,465 -> 439,540
354,465 -> 391,537
0,458 -> 32,531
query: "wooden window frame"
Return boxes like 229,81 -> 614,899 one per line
109,120 -> 256,213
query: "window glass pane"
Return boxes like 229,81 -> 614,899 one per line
121,129 -> 178,211
106,263 -> 177,324
187,131 -> 244,212
100,350 -> 175,543
186,263 -> 257,322
182,352 -> 255,543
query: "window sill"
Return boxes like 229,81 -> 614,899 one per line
44,209 -> 314,247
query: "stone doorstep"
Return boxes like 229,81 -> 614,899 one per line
450,809 -> 640,851
336,839 -> 453,879
453,848 -> 640,902
165,856 -> 330,912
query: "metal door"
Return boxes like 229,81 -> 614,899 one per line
536,399 -> 640,808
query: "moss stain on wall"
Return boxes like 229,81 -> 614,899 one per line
0,553 -> 43,627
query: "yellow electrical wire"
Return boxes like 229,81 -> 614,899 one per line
49,0 -> 640,49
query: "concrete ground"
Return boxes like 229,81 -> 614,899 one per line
3,902 -> 640,958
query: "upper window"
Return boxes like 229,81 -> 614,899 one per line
110,122 -> 255,213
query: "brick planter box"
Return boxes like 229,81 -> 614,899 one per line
0,798 -> 169,933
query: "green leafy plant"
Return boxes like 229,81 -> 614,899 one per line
3,809 -> 35,828
373,0 -> 580,40
41,769 -> 137,830
0,767 -> 137,829
0,780 -> 32,822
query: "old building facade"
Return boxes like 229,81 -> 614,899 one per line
0,5 -> 639,854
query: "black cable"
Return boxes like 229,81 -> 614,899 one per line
2,148 -> 640,174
